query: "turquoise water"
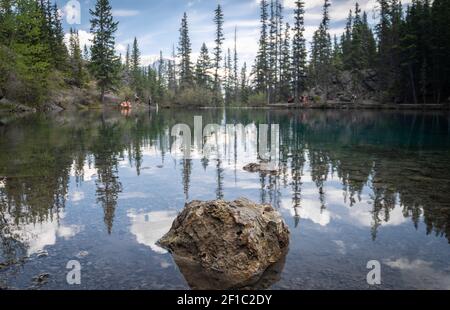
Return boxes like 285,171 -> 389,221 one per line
0,108 -> 450,290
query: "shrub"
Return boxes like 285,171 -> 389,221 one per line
175,86 -> 215,107
247,92 -> 267,107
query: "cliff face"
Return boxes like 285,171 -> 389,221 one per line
306,69 -> 381,104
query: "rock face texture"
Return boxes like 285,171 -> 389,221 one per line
158,199 -> 290,289
243,163 -> 279,175
306,69 -> 381,104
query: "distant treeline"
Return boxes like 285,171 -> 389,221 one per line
1,0 -> 449,108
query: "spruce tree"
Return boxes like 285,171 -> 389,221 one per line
213,4 -> 224,101
130,37 -> 142,94
178,12 -> 193,89
280,22 -> 291,100
268,0 -> 278,102
89,0 -> 119,103
341,10 -> 353,70
83,45 -> 90,61
195,42 -> 212,88
255,0 -> 269,93
430,0 -> 450,103
233,27 -> 239,102
69,28 -> 85,87
167,44 -> 177,93
13,0 -> 51,102
309,0 -> 332,99
292,0 -> 307,102
155,50 -> 166,101
240,62 -> 249,103
361,11 -> 376,68
224,48 -> 233,104
0,0 -> 15,46
51,3 -> 68,70
351,3 -> 363,70
331,34 -> 343,71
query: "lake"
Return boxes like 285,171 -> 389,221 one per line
1,108 -> 450,290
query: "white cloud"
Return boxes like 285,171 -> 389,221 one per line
112,9 -> 140,17
70,160 -> 97,182
384,258 -> 450,289
284,0 -> 326,10
64,30 -> 93,50
4,213 -> 83,255
71,191 -> 85,203
282,198 -> 331,226
128,210 -> 178,254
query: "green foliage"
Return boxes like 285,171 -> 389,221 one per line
178,12 -> 193,89
68,29 -> 86,87
254,0 -> 269,94
247,92 -> 267,107
240,62 -> 250,104
175,86 -> 215,107
89,0 -> 120,102
292,0 -> 307,100
195,43 -> 212,88
130,37 -> 142,95
213,4 -> 224,98
309,0 -> 333,93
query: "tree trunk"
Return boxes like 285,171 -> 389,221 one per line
408,65 -> 418,104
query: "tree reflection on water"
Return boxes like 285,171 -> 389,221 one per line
0,109 -> 449,267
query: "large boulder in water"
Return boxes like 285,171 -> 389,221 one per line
158,198 -> 290,289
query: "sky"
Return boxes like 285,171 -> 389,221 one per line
58,0 -> 411,68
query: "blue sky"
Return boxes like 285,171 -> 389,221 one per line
58,0 -> 411,68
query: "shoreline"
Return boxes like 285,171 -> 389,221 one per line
266,103 -> 450,111
2,102 -> 449,121
192,103 -> 450,111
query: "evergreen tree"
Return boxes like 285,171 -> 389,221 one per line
83,45 -> 90,61
279,22 -> 291,99
130,37 -> 142,94
213,4 -> 224,101
291,0 -> 307,101
430,0 -> 450,103
224,48 -> 233,104
233,27 -> 239,102
13,0 -> 51,102
309,0 -> 332,99
69,28 -> 85,87
167,44 -> 177,93
331,34 -> 343,71
268,0 -> 278,102
254,0 -> 269,93
195,42 -> 212,88
0,0 -> 15,46
50,3 -> 68,70
351,3 -> 364,70
178,12 -> 193,89
361,11 -> 377,68
125,44 -> 130,74
341,10 -> 353,70
157,50 -> 166,100
240,62 -> 249,103
89,0 -> 119,103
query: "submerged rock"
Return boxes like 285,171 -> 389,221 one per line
33,273 -> 50,284
171,250 -> 287,290
158,198 -> 290,290
243,163 -> 279,175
